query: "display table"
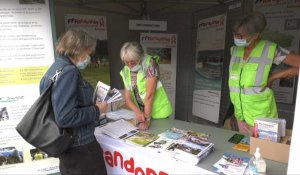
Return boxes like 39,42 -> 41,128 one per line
95,118 -> 288,175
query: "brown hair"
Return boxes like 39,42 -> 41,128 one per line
55,29 -> 96,59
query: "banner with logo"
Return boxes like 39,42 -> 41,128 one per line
254,0 -> 300,104
65,14 -> 110,85
140,33 -> 177,118
95,131 -> 213,175
192,14 -> 227,123
0,0 -> 59,174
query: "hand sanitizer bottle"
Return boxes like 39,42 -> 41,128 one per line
248,147 -> 266,175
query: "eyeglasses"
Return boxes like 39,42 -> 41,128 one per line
232,32 -> 248,39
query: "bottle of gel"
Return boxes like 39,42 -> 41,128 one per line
248,147 -> 266,175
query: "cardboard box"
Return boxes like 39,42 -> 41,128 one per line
250,130 -> 292,163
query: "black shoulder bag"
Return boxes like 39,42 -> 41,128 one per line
16,69 -> 75,157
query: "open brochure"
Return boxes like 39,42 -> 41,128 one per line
213,152 -> 250,175
125,131 -> 159,147
93,81 -> 122,103
99,119 -> 139,139
106,109 -> 135,120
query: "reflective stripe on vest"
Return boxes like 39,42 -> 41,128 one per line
229,41 -> 273,91
229,86 -> 269,94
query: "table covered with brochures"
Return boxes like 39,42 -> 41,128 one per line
94,118 -> 288,175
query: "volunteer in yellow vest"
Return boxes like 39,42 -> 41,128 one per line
120,42 -> 173,130
229,12 -> 300,135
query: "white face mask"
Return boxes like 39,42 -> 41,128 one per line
234,38 -> 251,47
130,64 -> 141,72
76,55 -> 91,70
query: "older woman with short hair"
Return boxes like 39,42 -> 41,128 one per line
120,42 -> 173,130
229,12 -> 300,135
40,29 -> 107,175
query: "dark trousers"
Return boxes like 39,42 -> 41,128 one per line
59,139 -> 107,175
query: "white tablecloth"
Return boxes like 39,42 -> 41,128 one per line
95,127 -> 216,175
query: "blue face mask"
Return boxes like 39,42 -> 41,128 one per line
234,38 -> 251,47
130,64 -> 141,72
77,56 -> 91,70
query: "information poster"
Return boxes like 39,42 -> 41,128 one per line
192,14 -> 227,123
65,14 -> 110,86
254,0 -> 300,104
140,33 -> 177,118
0,0 -> 59,174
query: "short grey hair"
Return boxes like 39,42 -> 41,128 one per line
55,28 -> 96,58
120,42 -> 144,62
233,11 -> 267,34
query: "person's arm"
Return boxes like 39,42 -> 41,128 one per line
52,68 -> 98,128
143,76 -> 157,119
138,77 -> 157,130
124,89 -> 144,121
268,53 -> 300,87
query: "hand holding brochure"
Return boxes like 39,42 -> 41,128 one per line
94,81 -> 122,103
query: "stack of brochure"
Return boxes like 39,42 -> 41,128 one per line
254,118 -> 286,142
146,128 -> 214,165
213,152 -> 250,175
94,81 -> 122,103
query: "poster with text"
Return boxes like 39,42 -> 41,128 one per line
0,0 -> 59,174
65,14 -> 110,86
254,0 -> 300,104
192,14 -> 227,123
140,33 -> 177,118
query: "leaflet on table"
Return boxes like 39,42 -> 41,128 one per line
93,81 -> 122,103
165,139 -> 214,158
158,128 -> 209,141
98,119 -> 139,139
158,128 -> 187,140
146,137 -> 175,151
232,136 -> 250,152
125,131 -> 159,147
171,144 -> 215,165
213,152 -> 250,175
106,109 -> 135,120
149,127 -> 213,165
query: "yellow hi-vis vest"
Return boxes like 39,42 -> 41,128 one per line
120,55 -> 173,119
228,40 -> 278,126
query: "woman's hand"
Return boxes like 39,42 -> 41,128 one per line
267,74 -> 276,88
96,101 -> 108,113
135,111 -> 145,122
137,119 -> 151,130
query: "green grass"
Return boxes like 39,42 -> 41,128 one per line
80,64 -> 110,87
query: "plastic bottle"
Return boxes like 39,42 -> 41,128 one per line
248,147 -> 266,175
